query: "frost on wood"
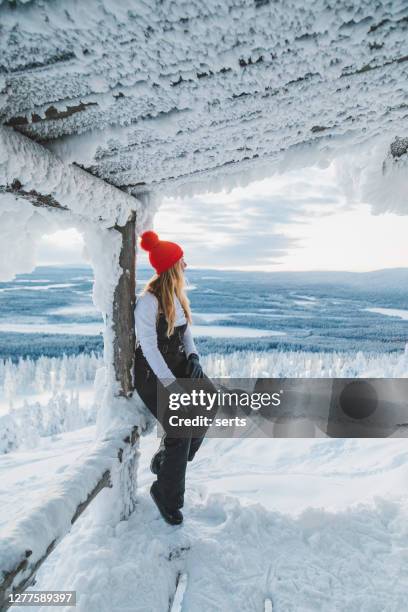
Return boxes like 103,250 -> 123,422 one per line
390,137 -> 408,160
0,126 -> 144,228
373,136 -> 408,214
0,0 -> 407,207
81,224 -> 140,436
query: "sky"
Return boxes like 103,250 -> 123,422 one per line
37,164 -> 408,272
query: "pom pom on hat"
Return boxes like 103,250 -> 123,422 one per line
140,230 -> 160,252
139,230 -> 183,274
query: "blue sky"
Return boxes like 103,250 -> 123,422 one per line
38,165 -> 408,272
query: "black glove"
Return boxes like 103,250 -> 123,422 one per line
186,353 -> 204,379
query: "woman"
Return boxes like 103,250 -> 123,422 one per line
134,230 -> 212,526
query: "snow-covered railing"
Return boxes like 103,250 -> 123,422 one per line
0,425 -> 139,612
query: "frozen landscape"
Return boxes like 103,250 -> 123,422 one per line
0,265 -> 407,360
1,349 -> 408,611
1,0 -> 408,609
1,347 -> 408,612
0,266 -> 407,610
3,428 -> 408,611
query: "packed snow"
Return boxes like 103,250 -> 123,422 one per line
0,427 -> 96,530
5,432 -> 408,612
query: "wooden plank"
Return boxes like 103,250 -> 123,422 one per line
112,213 -> 136,397
5,102 -> 97,128
169,573 -> 188,612
70,470 -> 111,525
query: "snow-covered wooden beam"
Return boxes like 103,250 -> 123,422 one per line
0,126 -> 144,228
1,0 -> 407,200
0,426 -> 138,612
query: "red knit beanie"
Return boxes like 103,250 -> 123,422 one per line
140,231 -> 183,274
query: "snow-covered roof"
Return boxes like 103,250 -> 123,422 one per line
1,0 -> 408,199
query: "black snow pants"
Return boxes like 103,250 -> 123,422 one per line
134,313 -> 215,510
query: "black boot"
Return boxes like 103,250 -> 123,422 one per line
150,434 -> 166,475
150,481 -> 183,525
150,449 -> 164,475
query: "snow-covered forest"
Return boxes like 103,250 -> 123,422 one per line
1,345 -> 408,453
0,353 -> 99,453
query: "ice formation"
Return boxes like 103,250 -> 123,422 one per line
0,0 -> 407,207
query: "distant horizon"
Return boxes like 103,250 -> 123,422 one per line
10,264 -> 408,276
0,263 -> 406,358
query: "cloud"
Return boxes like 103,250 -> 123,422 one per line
37,228 -> 87,266
153,165 -> 348,269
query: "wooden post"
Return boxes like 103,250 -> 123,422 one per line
109,212 -> 139,520
112,212 -> 136,396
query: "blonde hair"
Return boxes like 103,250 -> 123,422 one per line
142,259 -> 192,337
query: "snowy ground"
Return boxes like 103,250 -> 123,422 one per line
7,431 -> 408,612
3,426 -> 408,534
1,349 -> 408,610
0,427 -> 95,530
